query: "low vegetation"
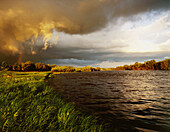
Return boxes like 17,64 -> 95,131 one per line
115,59 -> 170,70
0,71 -> 103,131
51,65 -> 101,72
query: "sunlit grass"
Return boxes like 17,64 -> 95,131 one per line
0,71 -> 103,131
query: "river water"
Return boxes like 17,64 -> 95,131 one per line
50,71 -> 170,132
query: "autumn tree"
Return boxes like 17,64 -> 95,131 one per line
115,59 -> 169,70
35,63 -> 51,71
22,61 -> 36,71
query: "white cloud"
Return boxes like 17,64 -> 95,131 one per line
160,39 -> 170,51
118,12 -> 170,52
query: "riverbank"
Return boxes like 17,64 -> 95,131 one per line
0,71 -> 103,131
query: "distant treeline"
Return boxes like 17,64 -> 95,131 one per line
0,61 -> 51,71
0,59 -> 169,72
0,61 -> 102,72
115,59 -> 170,70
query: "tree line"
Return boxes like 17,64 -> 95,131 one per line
0,61 -> 101,72
0,61 -> 51,71
0,59 -> 169,72
115,59 -> 170,70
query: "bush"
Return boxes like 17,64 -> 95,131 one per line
52,66 -> 101,72
51,66 -> 75,72
35,63 -> 51,71
81,66 -> 93,72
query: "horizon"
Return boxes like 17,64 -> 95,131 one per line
1,58 -> 169,69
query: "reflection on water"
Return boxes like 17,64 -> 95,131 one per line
50,71 -> 170,132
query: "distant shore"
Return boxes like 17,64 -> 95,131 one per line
0,59 -> 169,73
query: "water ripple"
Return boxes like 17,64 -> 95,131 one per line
50,71 -> 170,132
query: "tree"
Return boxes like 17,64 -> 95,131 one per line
82,66 -> 92,72
96,67 -> 101,71
35,63 -> 51,71
35,63 -> 44,71
115,59 -> 169,70
22,61 -> 36,71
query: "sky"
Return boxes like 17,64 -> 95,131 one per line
0,0 -> 170,67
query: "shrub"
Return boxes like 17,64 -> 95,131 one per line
35,63 -> 51,71
51,66 -> 75,72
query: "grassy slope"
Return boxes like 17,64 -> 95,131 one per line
0,71 -> 103,132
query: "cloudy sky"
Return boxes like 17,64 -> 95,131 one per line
0,0 -> 170,67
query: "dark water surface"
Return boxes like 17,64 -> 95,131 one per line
50,71 -> 170,132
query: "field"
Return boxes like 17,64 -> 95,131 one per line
0,71 -> 103,131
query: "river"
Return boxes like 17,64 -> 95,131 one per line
50,71 -> 170,132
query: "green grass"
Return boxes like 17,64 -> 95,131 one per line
0,71 -> 103,132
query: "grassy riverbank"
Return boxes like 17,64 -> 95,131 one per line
0,71 -> 103,131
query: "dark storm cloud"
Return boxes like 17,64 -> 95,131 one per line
112,0 -> 170,18
45,59 -> 100,67
30,44 -> 112,61
22,42 -> 170,67
44,51 -> 170,67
